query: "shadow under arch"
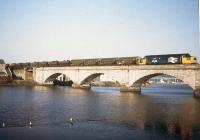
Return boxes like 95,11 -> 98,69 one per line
45,73 -> 71,83
80,73 -> 103,85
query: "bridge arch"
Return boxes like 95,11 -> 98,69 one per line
45,73 -> 71,83
131,72 -> 193,90
80,73 -> 103,85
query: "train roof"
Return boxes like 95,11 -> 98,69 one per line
145,53 -> 191,57
71,56 -> 140,61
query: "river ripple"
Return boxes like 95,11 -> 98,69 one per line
0,84 -> 200,140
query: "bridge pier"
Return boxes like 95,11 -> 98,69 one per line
194,87 -> 200,98
72,84 -> 91,90
120,86 -> 141,94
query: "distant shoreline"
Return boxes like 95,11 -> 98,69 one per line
0,80 -> 189,88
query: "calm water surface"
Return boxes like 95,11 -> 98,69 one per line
0,84 -> 200,140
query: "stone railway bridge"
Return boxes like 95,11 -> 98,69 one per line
29,64 -> 200,97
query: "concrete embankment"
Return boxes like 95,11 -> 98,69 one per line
72,84 -> 91,89
8,80 -> 39,86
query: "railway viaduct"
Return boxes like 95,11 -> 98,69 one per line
32,64 -> 200,98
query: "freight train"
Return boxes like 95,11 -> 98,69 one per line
70,57 -> 138,66
8,53 -> 197,69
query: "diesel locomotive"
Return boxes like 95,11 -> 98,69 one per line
137,53 -> 197,65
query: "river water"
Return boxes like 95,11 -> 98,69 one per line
0,84 -> 200,140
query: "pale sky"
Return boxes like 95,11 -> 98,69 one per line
0,0 -> 199,63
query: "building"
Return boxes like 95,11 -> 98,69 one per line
0,59 -> 9,83
0,59 -> 6,74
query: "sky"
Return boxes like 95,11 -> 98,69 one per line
0,0 -> 199,63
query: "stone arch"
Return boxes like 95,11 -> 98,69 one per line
45,73 -> 71,83
131,73 -> 192,90
80,73 -> 103,85
132,73 -> 164,87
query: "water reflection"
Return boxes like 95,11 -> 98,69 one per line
0,85 -> 199,139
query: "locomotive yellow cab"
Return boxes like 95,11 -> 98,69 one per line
181,55 -> 197,64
